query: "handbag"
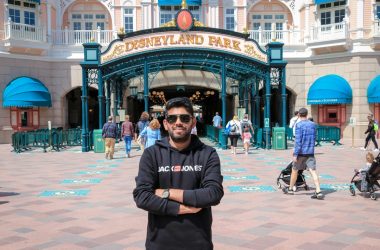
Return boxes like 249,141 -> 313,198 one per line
224,124 -> 231,135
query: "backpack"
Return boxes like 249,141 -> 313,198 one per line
241,120 -> 251,132
374,122 -> 379,132
230,123 -> 237,133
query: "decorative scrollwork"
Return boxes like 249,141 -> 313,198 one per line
270,68 -> 280,89
87,69 -> 98,86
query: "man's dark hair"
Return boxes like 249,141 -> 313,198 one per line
298,108 -> 308,117
294,111 -> 299,116
165,97 -> 194,116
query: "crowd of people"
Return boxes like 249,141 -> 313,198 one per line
100,98 -> 380,250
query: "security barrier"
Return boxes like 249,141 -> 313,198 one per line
315,125 -> 341,146
11,128 -> 82,153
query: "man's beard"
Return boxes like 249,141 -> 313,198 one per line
168,128 -> 192,143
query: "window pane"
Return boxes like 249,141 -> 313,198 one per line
264,15 -> 273,20
275,14 -> 284,20
20,111 -> 28,127
124,17 -> 133,33
97,22 -> 105,30
124,8 -> 133,15
226,9 -> 234,15
276,23 -> 283,30
377,6 -> 380,19
264,23 -> 272,30
226,17 -> 235,30
9,9 -> 21,23
253,23 -> 260,30
253,15 -> 261,20
74,22 -> 81,30
24,11 -> 35,25
95,14 -> 105,19
160,14 -> 172,25
84,14 -> 93,19
85,22 -> 93,30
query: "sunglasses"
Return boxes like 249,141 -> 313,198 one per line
166,114 -> 192,124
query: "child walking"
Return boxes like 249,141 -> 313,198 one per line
242,127 -> 252,155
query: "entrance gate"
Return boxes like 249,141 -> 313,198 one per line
80,6 -> 287,152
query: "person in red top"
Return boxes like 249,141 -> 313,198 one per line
121,115 -> 134,158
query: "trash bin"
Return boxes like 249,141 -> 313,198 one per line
93,129 -> 105,153
272,127 -> 286,150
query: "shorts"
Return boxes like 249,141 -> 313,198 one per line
243,139 -> 250,144
292,156 -> 316,171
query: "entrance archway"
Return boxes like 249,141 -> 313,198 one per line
80,6 -> 287,151
65,87 -> 99,130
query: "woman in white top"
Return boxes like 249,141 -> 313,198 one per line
226,115 -> 242,155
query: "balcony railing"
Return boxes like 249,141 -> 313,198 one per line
374,19 -> 380,36
247,28 -> 304,45
52,27 -> 118,45
309,22 -> 348,43
4,21 -> 46,42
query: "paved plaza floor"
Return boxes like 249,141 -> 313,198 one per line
1,139 -> 380,250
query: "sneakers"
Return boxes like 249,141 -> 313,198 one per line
282,187 -> 294,195
373,148 -> 379,152
360,147 -> 366,150
311,192 -> 324,199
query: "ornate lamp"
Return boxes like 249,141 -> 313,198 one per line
137,91 -> 144,100
129,85 -> 137,96
231,83 -> 239,96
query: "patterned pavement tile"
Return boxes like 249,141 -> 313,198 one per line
1,140 -> 380,249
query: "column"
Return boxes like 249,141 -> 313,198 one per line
208,0 -> 219,28
47,2 -> 52,43
81,68 -> 89,152
264,73 -> 271,149
255,79 -> 260,127
250,77 -> 255,125
357,0 -> 364,38
221,58 -> 227,149
142,1 -> 152,29
304,4 -> 310,42
144,60 -> 149,112
106,80 -> 111,119
98,69 -> 105,128
244,80 -> 249,113
281,67 -> 287,128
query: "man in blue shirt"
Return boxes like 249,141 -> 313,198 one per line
283,108 -> 324,199
212,112 -> 222,128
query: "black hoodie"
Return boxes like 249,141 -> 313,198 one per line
133,135 -> 224,250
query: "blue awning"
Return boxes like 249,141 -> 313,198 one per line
307,74 -> 352,105
26,0 -> 41,4
158,0 -> 201,6
314,0 -> 337,4
368,75 -> 380,103
2,77 -> 52,108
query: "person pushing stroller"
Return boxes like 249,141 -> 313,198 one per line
282,108 -> 324,199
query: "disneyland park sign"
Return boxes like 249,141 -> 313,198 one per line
101,31 -> 268,64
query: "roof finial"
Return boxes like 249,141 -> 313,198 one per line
181,0 -> 187,9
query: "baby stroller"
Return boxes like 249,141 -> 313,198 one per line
349,154 -> 380,200
277,161 -> 309,191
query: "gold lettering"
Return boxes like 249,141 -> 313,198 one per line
223,38 -> 232,49
125,41 -> 133,52
216,37 -> 224,47
145,37 -> 154,47
139,38 -> 145,49
178,34 -> 187,44
208,36 -> 217,46
195,35 -> 204,45
162,35 -> 170,45
186,35 -> 195,44
169,35 -> 177,45
132,40 -> 139,50
233,40 -> 241,51
153,37 -> 161,46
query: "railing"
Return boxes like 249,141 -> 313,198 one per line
248,29 -> 304,45
52,28 -> 117,45
4,21 -> 46,42
374,19 -> 380,36
315,125 -> 341,146
11,128 -> 82,153
309,22 -> 348,42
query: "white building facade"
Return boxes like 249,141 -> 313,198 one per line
1,0 -> 380,145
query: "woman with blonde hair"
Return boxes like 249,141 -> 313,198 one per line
226,115 -> 241,155
138,118 -> 161,148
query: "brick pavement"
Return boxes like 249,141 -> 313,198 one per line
0,139 -> 379,250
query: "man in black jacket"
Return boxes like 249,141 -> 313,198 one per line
133,97 -> 224,250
